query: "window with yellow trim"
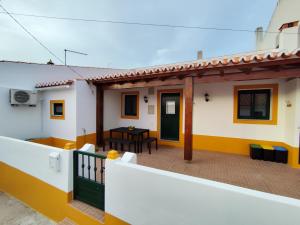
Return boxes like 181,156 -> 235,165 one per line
50,100 -> 65,120
233,84 -> 278,125
121,92 -> 139,119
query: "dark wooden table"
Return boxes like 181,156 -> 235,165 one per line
109,127 -> 149,153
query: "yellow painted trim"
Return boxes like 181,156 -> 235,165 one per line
50,100 -> 65,120
76,133 -> 97,149
104,213 -> 130,225
29,137 -> 76,150
30,137 -> 54,146
192,134 -> 300,169
121,91 -> 140,120
233,83 -> 278,125
131,131 -> 300,168
0,162 -> 70,222
107,150 -> 120,159
157,89 -> 184,147
64,142 -> 76,150
0,162 -> 106,224
65,203 -> 104,225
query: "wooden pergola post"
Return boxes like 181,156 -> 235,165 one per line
96,85 -> 104,146
184,76 -> 194,161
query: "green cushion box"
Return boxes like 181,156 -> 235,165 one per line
250,144 -> 263,160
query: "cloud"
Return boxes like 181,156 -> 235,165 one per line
0,0 -> 278,68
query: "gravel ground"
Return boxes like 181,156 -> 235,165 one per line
0,192 -> 55,225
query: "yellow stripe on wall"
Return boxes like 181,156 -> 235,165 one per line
194,134 -> 300,169
104,213 -> 130,225
30,137 -> 76,149
0,162 -> 130,225
148,131 -> 300,169
76,133 -> 97,149
0,162 -> 70,222
30,132 -> 300,169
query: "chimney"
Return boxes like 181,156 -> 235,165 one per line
255,27 -> 264,50
197,51 -> 203,60
47,59 -> 54,65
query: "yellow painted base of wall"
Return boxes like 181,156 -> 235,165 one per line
76,133 -> 97,149
147,131 -> 300,169
31,131 -> 300,169
0,161 -> 131,225
30,137 -> 76,149
192,134 -> 300,169
104,213 -> 130,225
65,203 -> 104,225
0,162 -> 71,222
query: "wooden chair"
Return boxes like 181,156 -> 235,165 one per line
103,138 -> 136,153
142,137 -> 158,154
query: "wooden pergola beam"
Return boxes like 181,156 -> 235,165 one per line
195,67 -> 300,83
184,76 -> 194,161
96,85 -> 104,146
103,78 -> 185,90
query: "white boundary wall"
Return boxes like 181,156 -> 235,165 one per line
0,136 -> 73,192
106,153 -> 300,225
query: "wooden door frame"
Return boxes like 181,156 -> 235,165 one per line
157,89 -> 184,147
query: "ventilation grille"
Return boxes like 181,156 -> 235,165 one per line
14,91 -> 30,103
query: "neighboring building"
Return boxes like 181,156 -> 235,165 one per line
256,0 -> 300,51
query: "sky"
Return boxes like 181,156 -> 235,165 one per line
0,0 -> 278,69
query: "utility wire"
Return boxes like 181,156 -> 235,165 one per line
0,11 -> 299,35
0,4 -> 84,78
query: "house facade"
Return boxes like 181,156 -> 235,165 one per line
31,48 -> 300,169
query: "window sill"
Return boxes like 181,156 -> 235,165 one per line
121,115 -> 139,120
233,118 -> 277,125
50,115 -> 65,120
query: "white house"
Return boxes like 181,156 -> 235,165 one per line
1,0 -> 300,169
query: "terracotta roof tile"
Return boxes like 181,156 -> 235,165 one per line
35,80 -> 73,88
36,49 -> 300,87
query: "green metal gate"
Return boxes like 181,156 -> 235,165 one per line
73,150 -> 106,210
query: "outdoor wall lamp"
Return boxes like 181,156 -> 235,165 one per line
144,96 -> 149,103
204,93 -> 210,102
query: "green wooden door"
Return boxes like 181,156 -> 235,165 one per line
160,93 -> 180,141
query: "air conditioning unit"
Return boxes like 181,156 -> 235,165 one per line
10,89 -> 37,107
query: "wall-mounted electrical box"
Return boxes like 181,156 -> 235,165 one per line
49,152 -> 60,172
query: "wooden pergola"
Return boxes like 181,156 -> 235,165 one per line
89,50 -> 300,161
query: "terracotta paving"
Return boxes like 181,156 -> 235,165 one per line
134,146 -> 300,200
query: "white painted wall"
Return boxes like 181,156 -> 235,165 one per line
284,79 -> 298,147
193,79 -> 286,143
0,61 -> 123,140
106,153 -> 300,225
104,88 -> 157,131
102,79 -> 299,147
76,80 -> 96,137
104,86 -> 184,132
257,0 -> 300,51
0,136 -> 73,192
0,86 -> 42,140
41,86 -> 77,141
